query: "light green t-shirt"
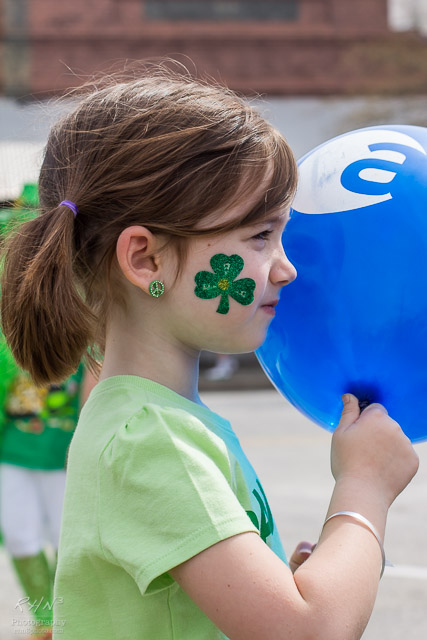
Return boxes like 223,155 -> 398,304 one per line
54,376 -> 287,639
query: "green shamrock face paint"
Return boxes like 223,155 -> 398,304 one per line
194,253 -> 256,314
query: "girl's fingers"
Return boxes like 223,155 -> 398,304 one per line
336,393 -> 360,430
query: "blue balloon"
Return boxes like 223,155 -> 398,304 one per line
257,124 -> 427,443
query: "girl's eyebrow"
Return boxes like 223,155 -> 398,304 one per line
251,212 -> 290,228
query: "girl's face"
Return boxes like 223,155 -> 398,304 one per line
161,206 -> 296,355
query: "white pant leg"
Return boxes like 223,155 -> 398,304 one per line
0,463 -> 44,557
36,469 -> 66,550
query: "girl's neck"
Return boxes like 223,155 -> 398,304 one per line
99,325 -> 202,405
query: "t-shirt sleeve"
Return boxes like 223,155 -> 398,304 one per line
97,404 -> 258,594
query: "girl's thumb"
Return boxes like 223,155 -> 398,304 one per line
338,393 -> 361,429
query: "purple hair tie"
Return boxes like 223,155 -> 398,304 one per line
59,200 -> 78,217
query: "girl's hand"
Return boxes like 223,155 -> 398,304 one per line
289,541 -> 315,573
331,394 -> 419,509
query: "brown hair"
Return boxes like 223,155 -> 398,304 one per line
1,65 -> 297,386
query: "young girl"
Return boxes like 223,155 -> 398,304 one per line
0,69 -> 418,640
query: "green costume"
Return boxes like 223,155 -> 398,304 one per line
0,342 -> 83,633
1,365 -> 84,470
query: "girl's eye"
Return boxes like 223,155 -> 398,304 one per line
252,229 -> 273,241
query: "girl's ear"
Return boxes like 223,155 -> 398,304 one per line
116,226 -> 161,292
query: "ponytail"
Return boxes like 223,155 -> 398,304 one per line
0,204 -> 96,386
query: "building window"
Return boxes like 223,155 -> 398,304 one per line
145,1 -> 299,21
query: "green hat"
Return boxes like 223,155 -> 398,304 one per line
16,183 -> 39,208
0,183 -> 39,237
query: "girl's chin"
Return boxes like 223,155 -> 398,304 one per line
202,322 -> 269,354
226,336 -> 267,355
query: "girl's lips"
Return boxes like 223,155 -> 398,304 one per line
261,300 -> 279,315
262,306 -> 276,316
263,299 -> 279,307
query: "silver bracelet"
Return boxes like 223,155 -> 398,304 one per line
323,511 -> 386,579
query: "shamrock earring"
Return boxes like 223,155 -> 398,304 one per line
149,280 -> 165,298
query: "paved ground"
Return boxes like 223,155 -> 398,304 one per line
0,388 -> 425,639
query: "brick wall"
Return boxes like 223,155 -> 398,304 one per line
2,0 -> 427,97
26,0 -> 389,33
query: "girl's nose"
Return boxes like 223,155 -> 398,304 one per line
271,250 -> 297,286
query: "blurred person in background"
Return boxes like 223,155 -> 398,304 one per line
0,342 -> 97,640
0,186 -> 97,640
